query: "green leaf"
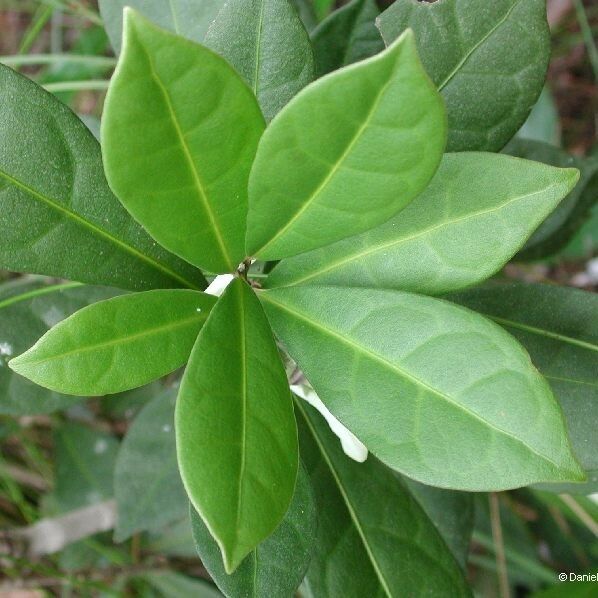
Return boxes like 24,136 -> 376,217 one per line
0,279 -> 119,416
9,290 -> 216,396
449,282 -> 598,494
0,65 -> 204,291
504,138 -> 598,259
260,286 -> 584,490
246,30 -> 446,260
311,0 -> 384,76
377,0 -> 550,152
98,0 -> 222,53
297,400 -> 470,596
114,390 -> 188,541
204,0 -> 315,122
267,153 -> 579,294
191,463 -> 316,598
176,278 -> 298,572
402,478 -> 474,569
102,9 -> 265,274
53,422 -> 119,512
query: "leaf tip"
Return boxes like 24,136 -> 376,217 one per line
7,353 -> 27,375
385,26 -> 416,56
222,543 -> 250,575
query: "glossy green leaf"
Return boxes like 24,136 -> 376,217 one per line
0,279 -> 119,416
191,464 -> 316,598
377,0 -> 550,152
205,0 -> 315,122
261,286 -> 584,490
246,30 -> 446,260
114,390 -> 188,541
297,400 -> 469,596
10,290 -> 216,396
176,278 -> 298,572
103,10 -> 265,274
449,282 -> 598,494
267,153 -> 578,294
311,0 -> 384,76
53,422 -> 119,512
98,0 -> 222,53
505,138 -> 598,259
0,64 -> 204,291
402,478 -> 474,568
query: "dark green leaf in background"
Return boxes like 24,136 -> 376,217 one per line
191,464 -> 316,598
205,0 -> 315,122
505,138 -> 598,259
140,572 -> 222,598
10,290 -> 216,396
450,282 -> 598,494
177,279 -> 298,572
246,31 -> 446,260
261,286 -> 584,490
313,0 -> 336,21
267,153 -> 578,294
517,86 -> 561,146
402,478 -> 474,569
291,0 -> 318,31
102,10 -> 265,274
377,0 -> 550,152
0,279 -> 119,416
311,0 -> 384,76
53,422 -> 119,512
114,390 -> 188,541
297,400 -> 470,597
0,65 -> 204,291
99,0 -> 223,53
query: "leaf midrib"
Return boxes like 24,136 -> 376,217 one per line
235,284 -> 249,540
278,181 -> 560,286
296,400 -> 393,597
168,0 -> 180,33
253,48 -> 400,256
0,168 -> 200,290
437,0 -> 523,90
486,315 -> 598,354
252,0 -> 266,96
139,42 -> 234,271
263,293 -> 566,472
0,282 -> 82,310
13,313 -> 205,367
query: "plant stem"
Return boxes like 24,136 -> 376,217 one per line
0,54 -> 116,68
18,4 -> 54,56
472,532 -> 556,584
489,492 -> 511,598
559,494 -> 598,537
39,0 -> 102,25
574,0 -> 598,82
43,79 -> 111,93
